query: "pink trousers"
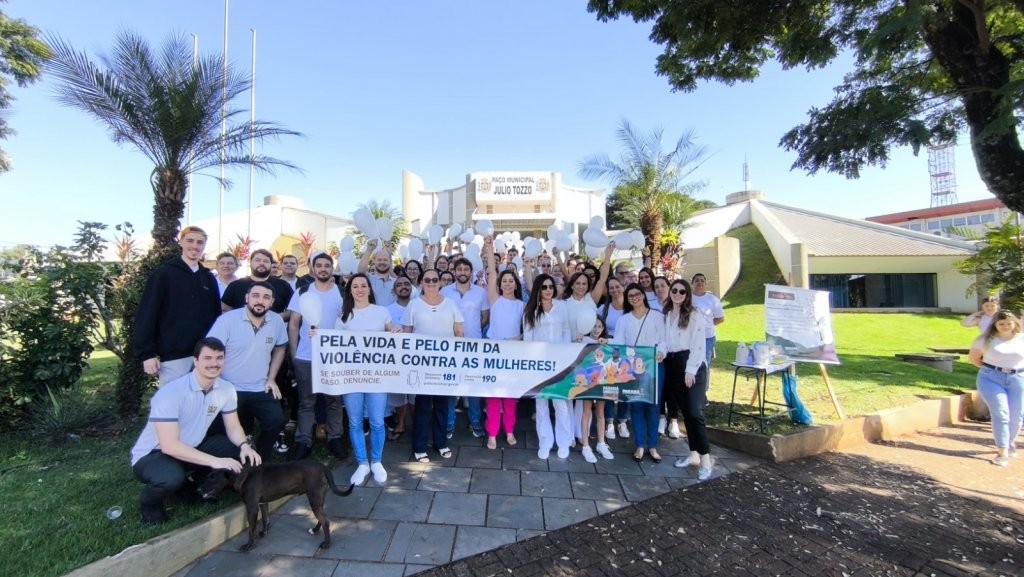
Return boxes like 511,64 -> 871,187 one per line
485,398 -> 518,437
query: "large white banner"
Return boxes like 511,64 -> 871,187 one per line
764,284 -> 840,365
311,330 -> 658,402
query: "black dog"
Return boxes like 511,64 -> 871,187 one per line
199,460 -> 354,551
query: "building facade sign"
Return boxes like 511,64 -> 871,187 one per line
474,172 -> 553,203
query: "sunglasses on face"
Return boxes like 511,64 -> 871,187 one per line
627,293 -> 644,300
671,288 -> 687,295
541,284 -> 556,290
422,278 -> 440,284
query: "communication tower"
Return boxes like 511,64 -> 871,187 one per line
928,142 -> 958,207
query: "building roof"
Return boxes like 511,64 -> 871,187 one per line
865,197 -> 1005,224
760,201 -> 975,257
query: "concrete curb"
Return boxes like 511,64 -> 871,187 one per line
708,391 -> 985,462
64,497 -> 291,577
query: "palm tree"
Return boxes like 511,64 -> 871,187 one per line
579,120 -> 708,268
47,31 -> 301,254
355,199 -> 407,254
46,31 -> 301,418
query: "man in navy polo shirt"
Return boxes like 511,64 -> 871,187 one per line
207,281 -> 289,458
129,338 -> 261,524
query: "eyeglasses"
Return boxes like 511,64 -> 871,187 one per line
540,284 -> 556,290
422,278 -> 440,284
671,288 -> 687,295
540,264 -> 551,268
627,293 -> 644,300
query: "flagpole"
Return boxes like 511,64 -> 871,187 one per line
248,28 -> 255,240
219,0 -> 229,252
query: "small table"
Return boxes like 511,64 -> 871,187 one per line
727,361 -> 795,433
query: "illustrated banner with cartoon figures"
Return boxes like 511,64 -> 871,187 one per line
311,330 -> 658,403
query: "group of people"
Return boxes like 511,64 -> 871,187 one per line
964,297 -> 1024,467
128,225 -> 725,523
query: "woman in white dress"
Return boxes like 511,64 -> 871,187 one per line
523,273 -> 573,459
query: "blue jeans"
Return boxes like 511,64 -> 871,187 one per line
630,363 -> 665,449
704,337 -> 716,367
343,392 -> 388,465
447,397 -> 483,429
977,366 -> 1024,449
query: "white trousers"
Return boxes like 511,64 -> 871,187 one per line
536,399 -> 573,452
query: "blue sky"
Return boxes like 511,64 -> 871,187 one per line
1,0 -> 991,249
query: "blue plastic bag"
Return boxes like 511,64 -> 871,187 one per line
782,371 -> 814,425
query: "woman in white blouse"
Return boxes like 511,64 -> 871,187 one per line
335,273 -> 400,485
968,310 -> 1024,467
611,283 -> 666,464
483,238 -> 525,449
662,279 -> 714,481
523,273 -> 574,459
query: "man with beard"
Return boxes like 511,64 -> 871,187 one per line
220,249 -> 294,321
387,274 -> 413,326
206,282 -> 288,458
442,257 -> 490,438
359,239 -> 396,306
287,253 -> 347,460
135,226 -> 222,386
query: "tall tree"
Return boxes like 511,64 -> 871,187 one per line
0,2 -> 51,172
47,31 -> 301,417
588,1 -> 1024,213
579,119 -> 707,269
356,199 -> 407,254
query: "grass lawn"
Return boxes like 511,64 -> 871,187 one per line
0,349 -> 233,577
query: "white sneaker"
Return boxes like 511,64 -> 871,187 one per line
688,451 -> 701,467
595,442 -> 614,460
557,445 -> 570,459
581,446 -> 597,463
370,462 -> 387,484
657,415 -> 667,435
605,423 -> 616,440
617,422 -> 630,439
350,463 -> 371,485
1010,446 -> 1019,459
993,454 -> 1010,467
698,457 -> 715,481
538,448 -> 551,460
667,421 -> 682,439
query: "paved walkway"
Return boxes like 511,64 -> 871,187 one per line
176,418 -> 1024,577
174,408 -> 762,577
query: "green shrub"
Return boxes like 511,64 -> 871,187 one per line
28,386 -> 115,444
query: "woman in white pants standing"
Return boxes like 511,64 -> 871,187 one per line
524,273 -> 574,459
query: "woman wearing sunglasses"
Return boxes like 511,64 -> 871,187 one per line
610,283 -> 666,463
662,279 -> 714,480
523,273 -> 574,459
482,237 -> 525,449
402,269 -> 464,463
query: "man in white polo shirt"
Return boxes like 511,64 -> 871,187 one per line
207,281 -> 288,458
130,337 -> 261,524
441,257 -> 490,438
359,239 -> 396,306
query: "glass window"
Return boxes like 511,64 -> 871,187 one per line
908,223 -> 921,231
981,213 -> 996,223
940,218 -> 953,228
953,217 -> 966,226
927,221 -> 941,230
967,215 -> 980,225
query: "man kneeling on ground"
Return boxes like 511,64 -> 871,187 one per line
130,337 -> 262,524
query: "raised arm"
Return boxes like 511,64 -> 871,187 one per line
483,237 -> 500,305
590,242 -> 616,304
358,239 -> 378,274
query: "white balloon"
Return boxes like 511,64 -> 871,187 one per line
503,234 -> 515,249
339,252 -> 359,275
582,228 -> 609,248
459,227 -> 475,244
471,234 -> 484,247
468,253 -> 483,272
524,238 -> 543,258
448,223 -> 463,240
477,219 -> 494,237
613,231 -> 632,247
298,291 -> 323,328
398,244 -> 409,261
353,208 -> 378,238
556,235 -> 572,252
428,224 -> 444,245
631,230 -> 646,250
408,238 -> 424,261
590,215 -> 605,230
546,225 -> 561,240
511,231 -> 521,242
340,236 -> 354,251
464,242 -> 481,256
511,256 -> 523,269
376,217 -> 393,242
586,245 -> 601,259
574,308 -> 598,339
544,238 -> 556,253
